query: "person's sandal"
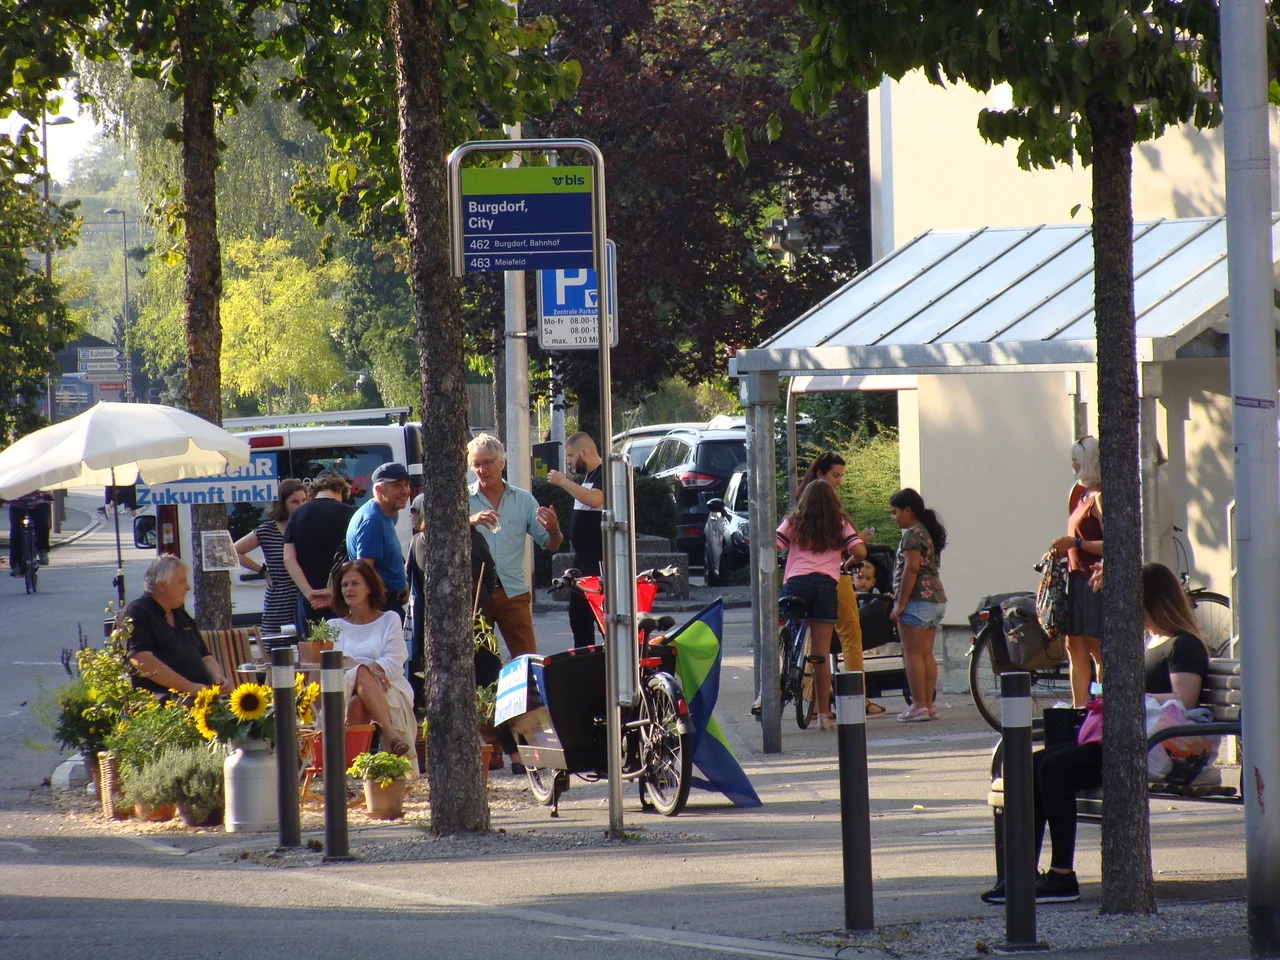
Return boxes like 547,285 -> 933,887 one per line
817,713 -> 837,731
866,700 -> 887,718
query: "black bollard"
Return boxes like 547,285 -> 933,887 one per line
996,671 -> 1046,952
271,646 -> 302,848
835,670 -> 874,932
320,649 -> 352,860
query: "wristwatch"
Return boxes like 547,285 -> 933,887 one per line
1074,537 -> 1083,551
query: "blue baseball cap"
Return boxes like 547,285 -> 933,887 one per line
371,462 -> 410,483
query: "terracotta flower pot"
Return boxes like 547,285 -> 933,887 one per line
363,777 -> 408,819
135,802 -> 177,822
480,742 -> 495,783
178,803 -> 223,828
296,640 -> 334,666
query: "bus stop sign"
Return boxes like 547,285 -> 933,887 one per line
458,167 -> 594,273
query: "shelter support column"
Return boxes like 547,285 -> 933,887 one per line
1064,371 -> 1090,442
744,371 -> 782,753
1138,363 -> 1163,565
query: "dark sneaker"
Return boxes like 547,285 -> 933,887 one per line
509,761 -> 526,776
980,880 -> 1006,905
1035,870 -> 1080,903
38,550 -> 49,565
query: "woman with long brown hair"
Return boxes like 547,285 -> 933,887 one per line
777,479 -> 866,730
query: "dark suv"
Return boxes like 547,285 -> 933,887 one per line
642,428 -> 747,564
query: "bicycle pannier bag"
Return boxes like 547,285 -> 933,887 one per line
1035,552 -> 1070,643
1001,594 -> 1066,670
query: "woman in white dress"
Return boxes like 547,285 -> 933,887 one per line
327,561 -> 417,770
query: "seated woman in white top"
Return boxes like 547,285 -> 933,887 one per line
326,561 -> 418,772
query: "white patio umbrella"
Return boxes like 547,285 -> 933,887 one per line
0,402 -> 251,603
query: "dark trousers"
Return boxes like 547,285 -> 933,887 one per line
9,503 -> 51,569
569,555 -> 602,648
294,592 -> 327,637
1034,742 -> 1103,871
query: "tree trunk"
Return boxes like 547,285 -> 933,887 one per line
1087,95 -> 1152,915
848,89 -> 873,273
390,0 -> 488,835
178,21 -> 231,631
574,360 -> 601,443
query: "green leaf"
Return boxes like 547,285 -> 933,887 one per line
765,113 -> 782,142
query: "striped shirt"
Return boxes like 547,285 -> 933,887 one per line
255,520 -> 299,634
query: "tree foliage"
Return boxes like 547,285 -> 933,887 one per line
0,174 -> 79,440
792,0 -> 1278,914
522,0 -> 871,415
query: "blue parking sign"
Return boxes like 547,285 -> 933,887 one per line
537,239 -> 619,350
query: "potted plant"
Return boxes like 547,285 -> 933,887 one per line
348,751 -> 413,819
185,674 -> 320,832
123,745 -> 226,827
298,619 -> 339,666
105,701 -> 203,820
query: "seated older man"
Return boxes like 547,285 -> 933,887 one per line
125,555 -> 226,696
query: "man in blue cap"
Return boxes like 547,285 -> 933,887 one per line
346,461 -> 412,619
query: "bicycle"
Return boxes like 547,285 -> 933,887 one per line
776,595 -> 819,729
504,566 -> 693,817
1172,526 -> 1231,656
968,590 -> 1073,732
17,512 -> 40,595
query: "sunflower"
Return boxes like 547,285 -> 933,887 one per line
194,685 -> 220,712
228,683 -> 270,721
192,706 -> 217,740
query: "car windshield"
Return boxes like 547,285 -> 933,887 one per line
696,440 -> 746,477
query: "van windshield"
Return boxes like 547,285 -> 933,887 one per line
226,443 -> 394,540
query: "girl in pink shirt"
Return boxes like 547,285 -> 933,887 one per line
776,479 -> 864,729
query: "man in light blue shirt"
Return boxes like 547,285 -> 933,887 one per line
467,434 -> 563,657
346,461 -> 411,619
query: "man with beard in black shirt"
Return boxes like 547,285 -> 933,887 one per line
548,433 -> 604,648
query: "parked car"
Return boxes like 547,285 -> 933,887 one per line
612,422 -> 703,472
703,465 -> 749,585
644,428 -> 747,565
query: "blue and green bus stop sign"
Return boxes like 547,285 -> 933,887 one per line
458,166 -> 594,273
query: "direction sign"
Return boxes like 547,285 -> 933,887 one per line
94,382 -> 126,392
78,347 -> 121,361
459,167 -> 594,273
79,360 -> 124,373
81,371 -> 125,384
537,239 -> 619,350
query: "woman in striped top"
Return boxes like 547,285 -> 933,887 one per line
235,479 -> 309,635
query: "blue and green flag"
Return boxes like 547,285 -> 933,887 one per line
667,600 -> 762,807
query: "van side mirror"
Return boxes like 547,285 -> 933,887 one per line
706,498 -> 725,514
133,515 -> 157,549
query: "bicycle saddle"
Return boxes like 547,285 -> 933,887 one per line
778,596 -> 809,620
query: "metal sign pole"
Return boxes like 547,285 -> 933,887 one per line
447,137 -> 624,837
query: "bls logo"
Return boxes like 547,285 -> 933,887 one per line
551,174 -> 586,186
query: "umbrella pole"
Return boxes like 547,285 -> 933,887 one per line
110,468 -> 126,606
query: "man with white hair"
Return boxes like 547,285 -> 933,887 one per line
125,555 -> 226,696
467,433 -> 563,658
346,461 -> 412,620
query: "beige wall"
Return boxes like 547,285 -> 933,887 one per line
1158,358 -> 1236,596
870,72 -> 1279,258
911,372 -> 1075,623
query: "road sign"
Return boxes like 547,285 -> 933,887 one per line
537,239 -> 619,350
458,167 -> 594,274
81,371 -> 125,384
94,382 -> 126,392
78,347 -> 121,361
78,360 -> 124,373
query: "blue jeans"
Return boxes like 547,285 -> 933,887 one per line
899,599 -> 946,629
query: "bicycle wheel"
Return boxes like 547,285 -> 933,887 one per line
795,626 -> 816,729
776,625 -> 791,707
639,675 -> 692,816
1189,591 -> 1231,657
525,764 -> 558,806
968,633 -> 1073,732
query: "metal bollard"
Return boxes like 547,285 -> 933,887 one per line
320,649 -> 352,860
271,646 -> 302,848
996,671 -> 1046,952
835,671 -> 874,931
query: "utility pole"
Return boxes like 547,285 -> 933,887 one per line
1220,1 -> 1280,954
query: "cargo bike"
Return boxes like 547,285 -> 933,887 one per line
496,567 -> 693,817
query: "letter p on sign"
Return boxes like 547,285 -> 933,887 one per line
555,270 -> 590,306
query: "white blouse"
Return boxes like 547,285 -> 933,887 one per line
327,612 -> 413,704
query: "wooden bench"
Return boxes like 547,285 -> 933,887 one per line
200,627 -> 262,689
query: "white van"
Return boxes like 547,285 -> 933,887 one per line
134,408 -> 424,627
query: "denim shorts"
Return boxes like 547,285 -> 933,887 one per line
899,599 -> 946,629
781,573 -> 839,623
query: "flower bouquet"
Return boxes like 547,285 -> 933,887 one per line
189,673 -> 320,747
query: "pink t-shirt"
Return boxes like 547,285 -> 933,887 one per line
776,517 -> 861,582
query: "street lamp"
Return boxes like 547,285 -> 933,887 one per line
41,112 -> 74,421
103,208 -> 133,402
